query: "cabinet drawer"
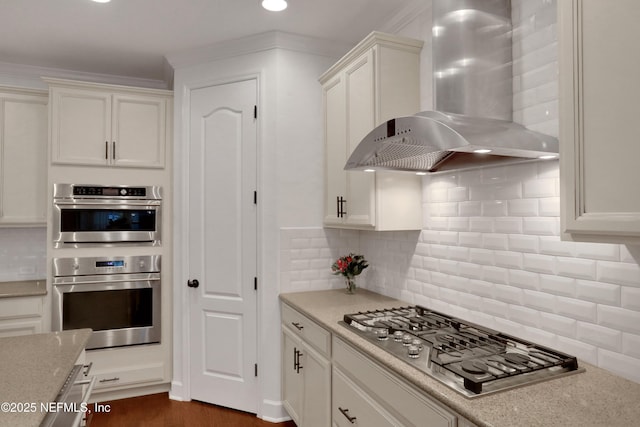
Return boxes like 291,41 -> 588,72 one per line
0,296 -> 42,320
333,337 -> 456,427
282,303 -> 330,357
93,363 -> 164,390
333,367 -> 399,427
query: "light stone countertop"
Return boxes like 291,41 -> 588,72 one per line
0,280 -> 47,298
0,329 -> 92,427
280,289 -> 640,427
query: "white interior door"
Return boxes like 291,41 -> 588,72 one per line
188,78 -> 258,412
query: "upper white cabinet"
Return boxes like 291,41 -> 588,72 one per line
319,32 -> 423,230
559,0 -> 640,243
46,78 -> 172,169
0,87 -> 48,225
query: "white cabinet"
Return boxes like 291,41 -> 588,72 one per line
319,32 -> 423,231
0,87 -> 47,225
46,78 -> 171,169
332,336 -> 461,427
0,294 -> 44,337
559,0 -> 640,243
281,303 -> 331,427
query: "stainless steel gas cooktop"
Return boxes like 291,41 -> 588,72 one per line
341,305 -> 584,398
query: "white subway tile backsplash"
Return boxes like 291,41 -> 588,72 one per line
539,312 -> 576,338
494,217 -> 523,234
508,269 -> 540,290
483,266 -> 509,285
481,297 -> 509,318
576,322 -> 622,352
623,333 -> 640,359
484,234 -> 509,251
621,287 -> 640,311
598,349 -> 640,384
556,256 -> 597,280
494,284 -> 524,305
523,253 -> 556,274
494,250 -> 524,269
575,280 -> 621,306
523,289 -> 557,313
509,234 -> 539,253
508,199 -> 539,216
522,217 -> 559,236
556,296 -> 597,323
598,306 -> 640,335
539,274 -> 576,297
598,261 -> 640,287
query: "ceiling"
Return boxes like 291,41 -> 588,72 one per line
0,0 -> 420,85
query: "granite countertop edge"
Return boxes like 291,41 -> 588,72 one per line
280,289 -> 640,427
0,329 -> 92,427
0,280 -> 47,298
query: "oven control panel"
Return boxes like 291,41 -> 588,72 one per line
53,255 -> 161,277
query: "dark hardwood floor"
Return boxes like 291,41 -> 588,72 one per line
89,393 -> 296,427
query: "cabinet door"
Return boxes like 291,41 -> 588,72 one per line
50,88 -> 111,166
344,50 -> 375,228
324,75 -> 348,225
301,342 -> 331,427
560,0 -> 640,242
0,93 -> 47,224
282,327 -> 303,425
112,94 -> 166,168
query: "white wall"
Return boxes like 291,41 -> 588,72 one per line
279,0 -> 640,385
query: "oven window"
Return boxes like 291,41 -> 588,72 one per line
62,288 -> 153,331
60,209 -> 156,232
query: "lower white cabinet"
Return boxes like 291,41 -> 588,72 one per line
0,295 -> 43,337
332,337 -> 458,427
281,304 -> 331,427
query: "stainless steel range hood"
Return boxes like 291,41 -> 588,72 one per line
345,0 -> 559,173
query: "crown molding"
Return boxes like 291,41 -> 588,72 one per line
379,0 -> 431,34
0,60 -> 170,91
166,30 -> 354,70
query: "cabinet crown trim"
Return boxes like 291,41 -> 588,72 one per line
319,31 -> 423,84
42,77 -> 173,97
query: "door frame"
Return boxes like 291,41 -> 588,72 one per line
171,73 -> 263,410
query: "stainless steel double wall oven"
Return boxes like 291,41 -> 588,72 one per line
51,184 -> 163,350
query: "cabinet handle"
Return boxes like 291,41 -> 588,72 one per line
105,141 -> 108,159
293,348 -> 303,373
291,322 -> 304,331
99,377 -> 120,383
338,407 -> 357,423
336,196 -> 347,217
112,141 -> 116,160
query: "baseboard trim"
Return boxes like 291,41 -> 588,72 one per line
259,399 -> 291,423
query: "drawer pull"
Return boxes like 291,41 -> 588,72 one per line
291,322 -> 304,331
83,362 -> 93,376
339,407 -> 357,424
99,377 -> 120,383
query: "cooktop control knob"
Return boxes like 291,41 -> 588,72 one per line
120,188 -> 128,196
393,331 -> 404,342
402,334 -> 413,346
408,344 -> 422,358
376,328 -> 389,341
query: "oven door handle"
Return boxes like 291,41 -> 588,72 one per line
53,200 -> 161,206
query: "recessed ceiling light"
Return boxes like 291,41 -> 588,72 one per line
92,0 -> 111,3
262,0 -> 287,12
473,149 -> 492,154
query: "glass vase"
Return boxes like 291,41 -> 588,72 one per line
345,276 -> 356,294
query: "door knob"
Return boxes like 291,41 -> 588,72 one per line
187,279 -> 200,288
